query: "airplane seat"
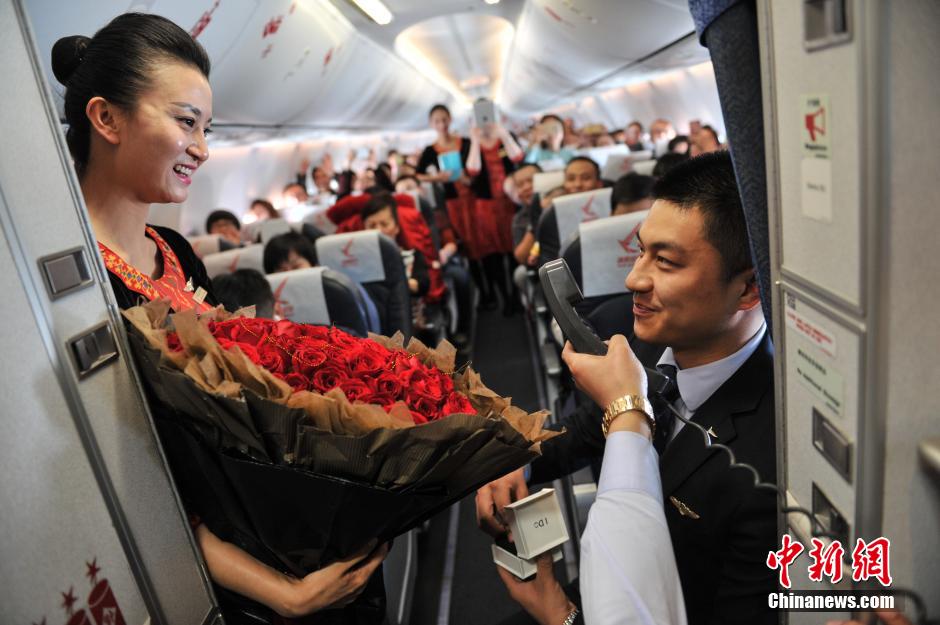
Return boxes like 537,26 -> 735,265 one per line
265,266 -> 370,337
631,159 -> 658,176
187,233 -> 237,258
314,230 -> 413,339
561,236 -> 622,317
535,206 -> 561,265
202,244 -> 266,279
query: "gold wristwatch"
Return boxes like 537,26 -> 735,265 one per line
602,394 -> 655,438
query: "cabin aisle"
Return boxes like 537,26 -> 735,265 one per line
411,308 -> 541,624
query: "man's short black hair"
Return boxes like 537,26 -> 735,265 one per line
515,162 -> 542,175
653,152 -> 689,178
262,231 -> 316,274
652,151 -> 752,281
668,135 -> 690,154
206,209 -> 240,234
361,193 -> 399,224
565,156 -> 600,180
396,174 -> 419,186
611,173 -> 654,209
212,269 -> 275,318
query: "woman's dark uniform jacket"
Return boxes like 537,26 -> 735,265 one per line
531,334 -> 778,625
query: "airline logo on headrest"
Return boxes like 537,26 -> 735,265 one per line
580,195 -> 600,221
340,238 -> 358,267
273,277 -> 294,319
616,222 -> 643,269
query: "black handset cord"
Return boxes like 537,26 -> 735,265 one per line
658,398 -> 935,625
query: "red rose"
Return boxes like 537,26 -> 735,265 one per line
166,332 -> 184,352
411,393 -> 440,421
410,410 -> 429,425
410,374 -> 445,402
300,324 -> 331,340
271,318 -> 302,339
232,342 -> 261,364
311,363 -> 347,393
257,344 -> 289,374
214,318 -> 271,346
291,344 -> 328,376
344,344 -> 388,376
367,392 -> 397,407
340,379 -> 373,402
284,372 -> 309,392
374,373 -> 403,397
328,326 -> 358,350
442,391 -> 474,416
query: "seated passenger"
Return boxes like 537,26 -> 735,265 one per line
669,134 -> 691,155
624,120 -> 649,152
524,114 -> 574,166
360,194 -> 430,298
650,117 -> 677,156
247,197 -> 279,222
263,231 -> 381,334
536,156 -> 604,262
396,174 -> 473,347
509,163 -> 542,268
212,268 -> 275,318
205,209 -> 243,247
611,172 -> 654,216
690,125 -> 721,156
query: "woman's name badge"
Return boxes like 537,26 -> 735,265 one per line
184,277 -> 194,292
193,286 -> 208,304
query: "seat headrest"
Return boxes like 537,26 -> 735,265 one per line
202,244 -> 265,278
187,234 -> 223,258
578,210 -> 648,297
576,144 -> 629,169
266,266 -> 330,326
300,205 -> 338,235
315,230 -> 386,283
552,187 -> 613,248
533,170 -> 565,195
259,218 -> 293,244
601,154 -> 635,181
632,159 -> 657,176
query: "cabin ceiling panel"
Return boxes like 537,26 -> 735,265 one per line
24,0 -> 453,130
499,0 -> 696,114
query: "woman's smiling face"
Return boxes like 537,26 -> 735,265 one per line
112,61 -> 212,204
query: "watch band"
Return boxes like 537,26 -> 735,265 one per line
602,394 -> 655,438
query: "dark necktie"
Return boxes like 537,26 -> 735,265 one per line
652,363 -> 681,454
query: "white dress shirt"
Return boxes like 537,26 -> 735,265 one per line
580,431 -> 688,625
657,324 -> 766,441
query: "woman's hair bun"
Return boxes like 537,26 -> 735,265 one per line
51,35 -> 91,85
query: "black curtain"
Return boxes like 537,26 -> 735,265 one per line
696,1 -> 773,331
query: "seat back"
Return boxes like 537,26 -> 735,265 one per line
300,204 -> 338,235
577,210 -> 648,297
576,144 -> 629,170
315,231 -> 412,338
259,218 -> 293,244
187,234 -> 223,258
202,244 -> 266,279
533,170 -> 564,195
632,159 -> 657,176
266,266 -> 368,336
551,187 -> 612,251
601,153 -> 635,181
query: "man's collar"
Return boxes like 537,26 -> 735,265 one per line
657,324 -> 767,412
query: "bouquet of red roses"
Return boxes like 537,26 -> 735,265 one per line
123,300 -> 558,585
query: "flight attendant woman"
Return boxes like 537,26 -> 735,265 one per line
51,13 -> 386,621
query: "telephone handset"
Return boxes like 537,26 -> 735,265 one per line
537,258 -> 669,395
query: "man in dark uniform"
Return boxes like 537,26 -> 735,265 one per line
479,151 -> 777,625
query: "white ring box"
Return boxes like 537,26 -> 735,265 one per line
491,488 -> 570,579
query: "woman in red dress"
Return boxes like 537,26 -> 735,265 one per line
52,12 -> 385,621
465,120 -> 525,313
